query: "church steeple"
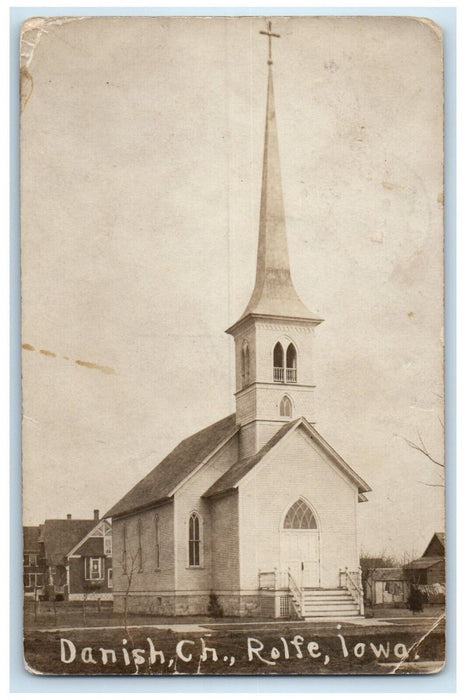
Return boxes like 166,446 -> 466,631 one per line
226,21 -> 323,457
228,22 -> 321,332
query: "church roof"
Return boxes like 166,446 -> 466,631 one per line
227,66 -> 322,334
105,414 -> 238,519
203,419 -> 299,498
203,417 -> 371,499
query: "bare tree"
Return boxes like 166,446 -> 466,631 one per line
120,549 -> 139,642
403,426 -> 445,488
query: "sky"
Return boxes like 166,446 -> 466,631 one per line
20,16 -> 444,559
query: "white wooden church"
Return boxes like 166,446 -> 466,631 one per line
107,26 -> 371,619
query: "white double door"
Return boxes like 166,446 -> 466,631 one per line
280,530 -> 320,588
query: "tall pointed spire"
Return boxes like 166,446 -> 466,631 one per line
233,23 -> 321,327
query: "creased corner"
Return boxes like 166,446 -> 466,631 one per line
20,16 -> 88,111
390,612 -> 445,674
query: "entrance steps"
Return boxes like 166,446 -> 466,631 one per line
300,588 -> 360,619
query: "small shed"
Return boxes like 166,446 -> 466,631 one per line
365,568 -> 409,606
404,533 -> 445,585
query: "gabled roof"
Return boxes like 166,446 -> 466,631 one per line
66,518 -> 112,558
23,526 -> 41,552
203,419 -> 298,498
41,519 -> 96,566
422,532 -> 445,557
106,414 -> 238,519
203,417 -> 371,499
404,557 -> 444,571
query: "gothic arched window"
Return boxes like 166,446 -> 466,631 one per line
280,395 -> 292,417
137,518 -> 143,572
188,512 -> 202,567
122,523 -> 127,573
154,514 -> 160,570
286,343 -> 297,383
241,343 -> 250,387
273,342 -> 284,382
284,499 -> 317,529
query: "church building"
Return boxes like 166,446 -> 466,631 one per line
106,25 -> 371,619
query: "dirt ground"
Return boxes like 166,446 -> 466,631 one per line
23,600 -> 445,676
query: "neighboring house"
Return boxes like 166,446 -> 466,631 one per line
32,510 -> 113,600
66,516 -> 113,600
23,526 -> 46,598
106,52 -> 371,620
365,568 -> 409,607
404,533 -> 445,586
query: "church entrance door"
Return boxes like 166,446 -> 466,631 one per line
280,530 -> 320,588
280,499 -> 320,588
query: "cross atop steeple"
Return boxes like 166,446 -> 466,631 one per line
259,20 -> 280,65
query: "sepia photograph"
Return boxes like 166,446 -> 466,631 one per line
20,15 -> 445,675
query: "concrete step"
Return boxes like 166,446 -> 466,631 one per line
303,594 -> 354,601
303,610 -> 361,619
302,589 -> 350,596
304,599 -> 357,607
302,607 -> 358,616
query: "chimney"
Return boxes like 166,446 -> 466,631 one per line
94,509 -> 99,521
67,514 -> 72,520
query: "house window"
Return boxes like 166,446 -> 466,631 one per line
188,513 -> 202,567
286,343 -> 297,383
284,499 -> 317,529
273,342 -> 284,382
137,518 -> 143,572
23,573 -> 43,588
85,557 -> 104,580
279,395 -> 292,417
108,568 -> 113,588
104,535 -> 112,556
24,553 -> 38,567
154,514 -> 160,570
241,342 -> 250,387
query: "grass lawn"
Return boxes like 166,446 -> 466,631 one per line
23,602 -> 445,676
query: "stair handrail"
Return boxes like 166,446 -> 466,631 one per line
288,568 -> 303,617
343,566 -> 364,615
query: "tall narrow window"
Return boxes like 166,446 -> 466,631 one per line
241,342 -> 250,388
188,513 -> 201,567
286,343 -> 297,383
137,518 -> 143,572
122,524 -> 127,573
154,514 -> 160,570
280,395 -> 292,417
273,342 -> 284,382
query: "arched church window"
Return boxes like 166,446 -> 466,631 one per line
280,395 -> 292,417
286,343 -> 297,383
137,518 -> 143,572
122,524 -> 127,573
154,514 -> 160,570
284,499 -> 317,529
188,512 -> 202,567
241,342 -> 250,387
273,342 -> 284,382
